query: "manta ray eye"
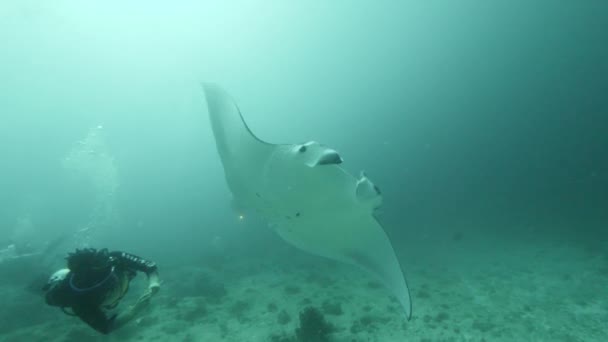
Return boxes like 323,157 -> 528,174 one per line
298,145 -> 307,153
374,185 -> 382,195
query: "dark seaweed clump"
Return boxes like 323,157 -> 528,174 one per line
295,307 -> 334,342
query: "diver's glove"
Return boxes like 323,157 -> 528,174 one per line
147,270 -> 161,295
113,289 -> 152,329
113,276 -> 158,330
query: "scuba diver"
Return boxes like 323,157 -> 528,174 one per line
42,248 -> 160,334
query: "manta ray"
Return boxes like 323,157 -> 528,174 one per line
203,84 -> 412,320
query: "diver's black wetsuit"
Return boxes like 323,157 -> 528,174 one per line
45,251 -> 157,334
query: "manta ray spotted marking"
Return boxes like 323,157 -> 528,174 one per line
203,83 -> 412,320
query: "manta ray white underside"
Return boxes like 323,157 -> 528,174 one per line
203,84 -> 412,320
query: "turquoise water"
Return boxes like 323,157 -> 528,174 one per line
1,1 -> 607,341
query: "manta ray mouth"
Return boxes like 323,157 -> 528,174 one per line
316,150 -> 343,165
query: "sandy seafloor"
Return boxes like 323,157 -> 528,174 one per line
1,229 -> 606,342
